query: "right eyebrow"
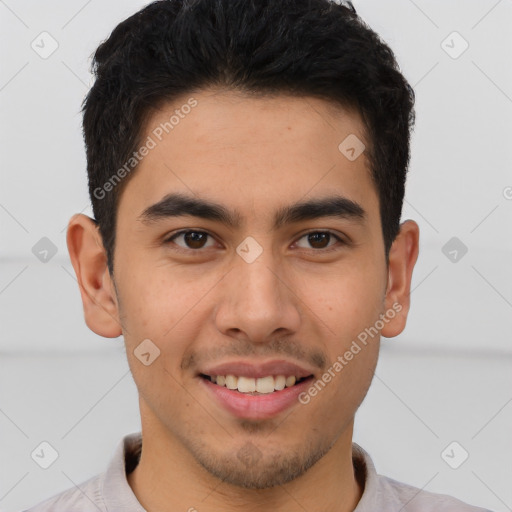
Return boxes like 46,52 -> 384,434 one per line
137,192 -> 242,228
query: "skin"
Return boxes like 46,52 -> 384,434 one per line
67,87 -> 419,512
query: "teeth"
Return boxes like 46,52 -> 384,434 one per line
256,376 -> 275,394
208,374 -> 303,393
237,376 -> 256,393
285,376 -> 296,387
225,375 -> 238,390
274,375 -> 286,390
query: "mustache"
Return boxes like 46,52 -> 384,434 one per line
181,337 -> 327,372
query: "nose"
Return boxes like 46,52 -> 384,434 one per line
214,245 -> 302,344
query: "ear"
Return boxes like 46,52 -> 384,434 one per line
66,214 -> 123,338
381,219 -> 420,338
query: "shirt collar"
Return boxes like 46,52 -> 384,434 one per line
352,442 -> 379,511
102,431 -> 146,512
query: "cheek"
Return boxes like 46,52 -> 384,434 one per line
303,331 -> 379,427
305,263 -> 383,406
310,264 -> 385,339
116,265 -> 224,398
117,260 -> 214,339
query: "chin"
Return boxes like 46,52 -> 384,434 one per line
189,436 -> 332,489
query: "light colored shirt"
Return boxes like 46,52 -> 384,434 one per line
22,431 -> 493,512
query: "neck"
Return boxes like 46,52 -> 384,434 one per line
127,419 -> 363,512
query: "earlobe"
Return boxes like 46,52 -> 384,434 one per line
66,214 -> 123,338
381,219 -> 420,339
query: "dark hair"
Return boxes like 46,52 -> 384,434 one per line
82,0 -> 415,275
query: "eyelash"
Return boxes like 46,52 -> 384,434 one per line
163,229 -> 348,253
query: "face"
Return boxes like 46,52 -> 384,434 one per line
70,87 -> 418,489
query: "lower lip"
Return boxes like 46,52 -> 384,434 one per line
200,377 -> 314,420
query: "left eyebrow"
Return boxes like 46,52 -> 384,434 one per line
137,192 -> 367,230
274,195 -> 366,229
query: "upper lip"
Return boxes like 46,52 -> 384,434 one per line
198,359 -> 316,380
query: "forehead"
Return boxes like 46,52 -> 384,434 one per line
118,88 -> 379,228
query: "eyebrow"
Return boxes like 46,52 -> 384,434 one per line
137,192 -> 367,230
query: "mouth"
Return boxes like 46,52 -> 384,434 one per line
197,361 -> 316,420
199,373 -> 312,395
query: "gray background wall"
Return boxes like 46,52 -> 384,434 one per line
0,0 -> 511,511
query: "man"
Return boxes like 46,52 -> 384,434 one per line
24,0 -> 493,510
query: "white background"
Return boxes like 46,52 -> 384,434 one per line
0,0 -> 511,511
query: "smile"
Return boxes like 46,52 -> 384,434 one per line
200,374 -> 309,394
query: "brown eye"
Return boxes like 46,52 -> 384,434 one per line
307,232 -> 330,249
295,231 -> 345,251
166,230 -> 215,250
